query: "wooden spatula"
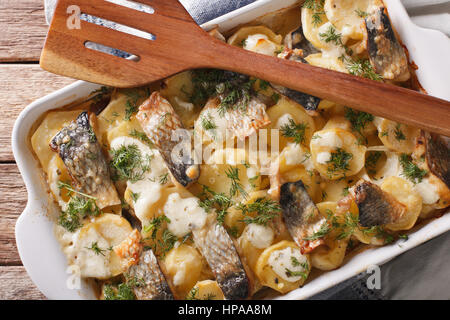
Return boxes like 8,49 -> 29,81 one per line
40,0 -> 450,136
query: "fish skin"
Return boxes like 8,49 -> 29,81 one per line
286,26 -> 320,57
270,83 -> 321,112
424,132 -> 450,188
365,6 -> 410,81
353,180 -> 405,227
49,111 -> 120,209
192,215 -> 249,300
200,97 -> 271,140
280,180 -> 325,254
127,249 -> 174,300
271,29 -> 321,112
136,92 -> 200,187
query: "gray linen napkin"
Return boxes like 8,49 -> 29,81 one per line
42,0 -> 450,300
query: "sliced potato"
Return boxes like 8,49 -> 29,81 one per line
310,128 -> 367,180
69,214 -> 133,279
31,110 -> 81,171
255,240 -> 310,294
310,202 -> 349,270
324,0 -> 370,40
160,71 -> 199,128
188,280 -> 225,300
267,96 -> 316,149
377,119 -> 420,154
225,190 -> 268,236
305,53 -> 348,73
228,25 -> 282,47
199,148 -> 261,199
301,4 -> 329,49
162,244 -> 204,299
381,176 -> 422,231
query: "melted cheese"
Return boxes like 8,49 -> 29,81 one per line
164,193 -> 207,237
275,113 -> 295,129
316,151 -> 332,164
312,130 -> 343,148
246,224 -> 274,249
282,143 -> 315,171
317,22 -> 347,59
110,136 -> 170,223
414,178 -> 440,205
268,247 -> 308,282
244,34 -> 278,56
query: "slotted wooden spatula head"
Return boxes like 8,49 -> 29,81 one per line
40,0 -> 215,87
40,0 -> 450,136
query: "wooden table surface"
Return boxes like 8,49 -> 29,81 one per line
0,0 -> 76,300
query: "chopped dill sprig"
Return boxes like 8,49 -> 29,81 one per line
303,0 -> 326,26
280,119 -> 308,145
110,144 -> 151,182
225,166 -> 248,198
399,154 -> 427,183
143,215 -> 171,239
238,197 -> 281,226
57,181 -> 96,200
355,9 -> 368,17
326,148 -> 353,176
319,25 -> 343,46
344,107 -> 374,143
394,123 -> 406,141
303,222 -> 330,241
201,114 -> 217,131
129,129 -> 154,147
345,58 -> 383,81
365,151 -> 382,175
86,241 -> 107,256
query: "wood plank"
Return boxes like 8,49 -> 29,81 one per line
0,64 -> 75,162
0,266 -> 46,299
0,0 -> 48,61
0,163 -> 27,266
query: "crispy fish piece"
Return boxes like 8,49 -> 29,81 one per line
280,180 -> 326,254
270,29 -> 321,112
126,249 -> 174,300
192,215 -> 249,300
49,111 -> 120,209
200,97 -> 271,140
285,25 -> 319,58
365,6 -> 410,81
136,92 -> 200,187
353,180 -> 405,227
270,82 -> 321,112
423,132 -> 450,188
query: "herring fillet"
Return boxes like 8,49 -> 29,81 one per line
49,111 -> 120,209
353,180 -> 405,227
365,5 -> 410,81
192,215 -> 249,300
423,132 -> 450,188
201,97 -> 271,140
280,180 -> 325,254
127,250 -> 174,300
136,92 -> 200,187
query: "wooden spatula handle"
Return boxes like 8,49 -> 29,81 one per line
199,39 -> 450,136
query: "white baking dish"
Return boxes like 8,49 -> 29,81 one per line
13,0 -> 450,300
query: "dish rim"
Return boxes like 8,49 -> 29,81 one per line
13,0 -> 450,300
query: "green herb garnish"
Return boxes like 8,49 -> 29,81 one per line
399,153 -> 427,183
326,148 -> 353,176
129,129 -> 153,147
238,197 -> 281,226
280,119 -> 308,145
110,144 -> 151,182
